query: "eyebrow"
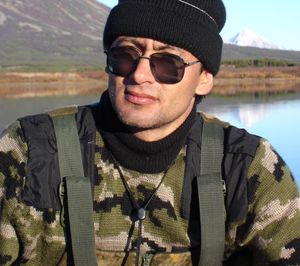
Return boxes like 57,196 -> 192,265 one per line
112,38 -> 181,53
153,44 -> 181,52
111,37 -> 132,46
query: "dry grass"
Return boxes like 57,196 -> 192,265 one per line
217,66 -> 300,79
213,79 -> 300,96
214,66 -> 300,95
0,71 -> 108,98
0,66 -> 300,98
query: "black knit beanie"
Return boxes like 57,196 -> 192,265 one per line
103,0 -> 226,75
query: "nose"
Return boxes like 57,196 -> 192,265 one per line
131,56 -> 156,84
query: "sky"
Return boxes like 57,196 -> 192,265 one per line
99,0 -> 300,51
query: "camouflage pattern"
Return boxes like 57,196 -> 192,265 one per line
0,122 -> 66,265
59,250 -> 192,266
93,132 -> 190,255
224,139 -> 300,265
1,113 -> 300,265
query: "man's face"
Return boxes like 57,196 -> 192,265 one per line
107,36 -> 213,140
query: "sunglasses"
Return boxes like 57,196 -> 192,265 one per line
105,46 -> 200,84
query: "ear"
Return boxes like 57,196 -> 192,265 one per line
195,69 -> 213,96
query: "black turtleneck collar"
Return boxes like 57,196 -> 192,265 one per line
95,91 -> 196,173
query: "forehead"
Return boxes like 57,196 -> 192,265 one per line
112,36 -> 182,52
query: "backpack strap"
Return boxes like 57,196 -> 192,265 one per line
197,119 -> 225,266
51,107 -> 97,266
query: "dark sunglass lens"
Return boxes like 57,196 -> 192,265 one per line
107,47 -> 139,77
151,53 -> 185,84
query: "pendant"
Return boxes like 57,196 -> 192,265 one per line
137,208 -> 146,220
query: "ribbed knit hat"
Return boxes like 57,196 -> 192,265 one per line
103,0 -> 226,75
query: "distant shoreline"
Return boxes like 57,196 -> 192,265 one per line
0,66 -> 300,98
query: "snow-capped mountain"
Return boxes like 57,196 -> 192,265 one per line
226,28 -> 284,50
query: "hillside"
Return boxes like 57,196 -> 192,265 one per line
0,0 -> 299,71
222,44 -> 300,64
0,0 -> 109,71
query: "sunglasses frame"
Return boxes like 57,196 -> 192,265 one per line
105,46 -> 200,84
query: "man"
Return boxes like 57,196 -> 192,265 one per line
0,0 -> 300,265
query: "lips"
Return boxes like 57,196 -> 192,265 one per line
125,90 -> 157,105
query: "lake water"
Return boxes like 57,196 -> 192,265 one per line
0,92 -> 299,184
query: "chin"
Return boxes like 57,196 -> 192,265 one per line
121,116 -> 157,129
117,111 -> 161,130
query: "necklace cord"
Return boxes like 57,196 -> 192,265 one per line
109,151 -> 173,266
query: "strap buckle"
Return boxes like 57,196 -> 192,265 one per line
221,179 -> 227,196
59,179 -> 66,228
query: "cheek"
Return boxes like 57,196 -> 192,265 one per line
161,84 -> 196,111
173,78 -> 199,100
108,75 -> 124,96
186,73 -> 201,90
162,75 -> 199,111
108,75 -> 117,89
107,76 -> 120,110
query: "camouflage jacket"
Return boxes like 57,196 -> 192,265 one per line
0,105 -> 300,266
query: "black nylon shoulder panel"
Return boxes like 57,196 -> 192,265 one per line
183,119 -> 260,222
223,126 -> 260,222
225,126 -> 259,156
20,113 -> 59,210
19,104 -> 97,210
181,115 -> 203,218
